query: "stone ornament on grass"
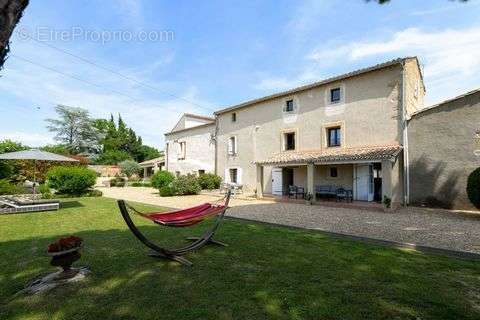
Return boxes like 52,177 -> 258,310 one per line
23,235 -> 90,295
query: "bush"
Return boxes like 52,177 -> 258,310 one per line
119,160 -> 141,178
171,174 -> 201,195
151,171 -> 175,189
110,176 -> 126,187
0,179 -> 23,195
198,173 -> 222,190
130,182 -> 143,187
47,166 -> 97,195
0,161 -> 13,180
159,185 -> 177,197
38,184 -> 52,199
467,167 -> 480,209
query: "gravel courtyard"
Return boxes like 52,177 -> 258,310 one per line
102,187 -> 480,255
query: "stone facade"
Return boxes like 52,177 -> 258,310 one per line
164,114 -> 216,176
408,89 -> 480,210
214,57 -> 424,206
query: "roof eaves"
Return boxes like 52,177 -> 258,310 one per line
215,57 -> 411,115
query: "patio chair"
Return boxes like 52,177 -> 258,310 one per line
288,185 -> 305,199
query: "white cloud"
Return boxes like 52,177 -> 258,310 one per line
0,132 -> 53,147
255,69 -> 323,92
308,26 -> 480,105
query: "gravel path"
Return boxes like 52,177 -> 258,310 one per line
102,187 -> 480,255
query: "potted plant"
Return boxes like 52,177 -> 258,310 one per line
305,192 -> 313,205
47,236 -> 83,278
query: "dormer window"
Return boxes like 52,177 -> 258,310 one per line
330,88 -> 341,103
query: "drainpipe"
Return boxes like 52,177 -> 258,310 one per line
214,114 -> 218,175
401,61 -> 410,206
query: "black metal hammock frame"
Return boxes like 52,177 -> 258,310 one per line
117,190 -> 231,266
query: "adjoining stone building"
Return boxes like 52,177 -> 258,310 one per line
164,113 -> 216,176
408,88 -> 480,210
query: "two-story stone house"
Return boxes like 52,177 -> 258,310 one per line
164,113 -> 216,176
214,57 -> 425,207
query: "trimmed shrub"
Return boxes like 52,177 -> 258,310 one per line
159,185 -> 177,197
171,174 -> 201,195
110,176 -> 126,187
130,182 -> 143,187
151,171 -> 175,189
467,167 -> 480,209
47,166 -> 97,195
198,173 -> 222,190
119,160 -> 141,178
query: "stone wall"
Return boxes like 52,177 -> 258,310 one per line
408,90 -> 480,210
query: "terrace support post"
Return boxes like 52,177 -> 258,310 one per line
143,167 -> 148,181
307,163 -> 315,201
381,160 -> 393,204
256,164 -> 263,199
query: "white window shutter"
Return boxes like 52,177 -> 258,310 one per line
234,137 -> 238,154
228,138 -> 233,155
237,167 -> 242,184
224,168 -> 230,183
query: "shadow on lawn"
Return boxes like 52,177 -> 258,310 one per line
59,201 -> 84,209
1,222 -> 479,320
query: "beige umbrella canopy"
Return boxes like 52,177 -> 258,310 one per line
0,149 -> 78,194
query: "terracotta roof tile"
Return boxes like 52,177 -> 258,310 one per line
255,145 -> 402,165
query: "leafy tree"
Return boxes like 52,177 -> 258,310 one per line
467,167 -> 480,209
0,0 -> 29,70
138,145 -> 162,162
118,160 -> 141,178
95,150 -> 132,165
45,105 -> 100,155
40,144 -> 70,155
0,139 -> 28,153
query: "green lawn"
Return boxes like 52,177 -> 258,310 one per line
0,197 -> 479,320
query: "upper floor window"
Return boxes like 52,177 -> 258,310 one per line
327,127 -> 341,147
330,88 -> 341,103
228,136 -> 237,155
284,99 -> 294,113
231,112 -> 237,122
178,141 -> 186,159
284,132 -> 296,151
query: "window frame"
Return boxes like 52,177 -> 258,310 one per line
329,167 -> 338,178
330,87 -> 341,104
229,168 -> 238,184
285,99 -> 294,113
178,141 -> 186,160
231,112 -> 237,122
327,127 -> 341,147
228,136 -> 237,155
284,132 -> 296,151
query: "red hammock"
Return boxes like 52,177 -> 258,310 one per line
139,203 -> 227,227
117,190 -> 231,266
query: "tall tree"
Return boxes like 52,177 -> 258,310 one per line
45,105 -> 100,155
0,0 -> 29,70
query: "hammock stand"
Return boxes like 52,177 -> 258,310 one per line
117,190 -> 231,266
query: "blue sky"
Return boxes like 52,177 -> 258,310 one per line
0,0 -> 479,149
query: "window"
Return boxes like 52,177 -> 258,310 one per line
198,170 -> 205,175
284,99 -> 294,112
231,112 -> 237,122
327,127 -> 341,147
229,168 -> 238,184
330,87 -> 341,103
284,132 -> 296,151
330,167 -> 338,178
178,141 -> 186,159
228,136 -> 237,155
175,171 -> 180,177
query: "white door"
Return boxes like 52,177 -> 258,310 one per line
271,168 -> 283,195
355,164 -> 373,201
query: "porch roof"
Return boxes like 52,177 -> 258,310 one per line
255,144 -> 402,165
